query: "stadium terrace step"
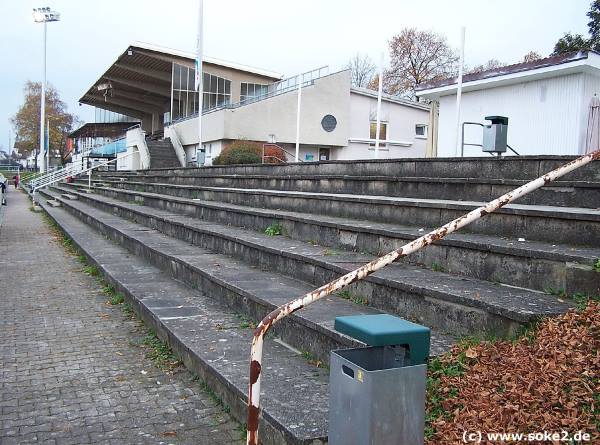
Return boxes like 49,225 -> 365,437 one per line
92,173 -> 600,208
72,178 -> 600,246
97,155 -> 600,182
34,192 -> 328,445
49,184 -> 574,338
41,186 -> 455,358
62,182 -> 600,296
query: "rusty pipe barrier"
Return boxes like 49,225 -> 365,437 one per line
246,150 -> 600,445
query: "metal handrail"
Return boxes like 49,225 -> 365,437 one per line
245,149 -> 600,445
32,149 -> 139,203
262,143 -> 302,164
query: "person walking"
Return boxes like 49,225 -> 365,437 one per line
12,174 -> 19,189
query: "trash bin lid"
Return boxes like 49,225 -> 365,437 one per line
485,115 -> 509,125
334,314 -> 430,364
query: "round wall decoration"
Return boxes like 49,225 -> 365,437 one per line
321,114 -> 337,132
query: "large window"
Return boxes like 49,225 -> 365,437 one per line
171,62 -> 231,121
203,72 -> 232,110
370,121 -> 387,146
240,82 -> 268,103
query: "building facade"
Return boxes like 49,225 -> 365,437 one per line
79,42 -> 430,166
416,51 -> 600,157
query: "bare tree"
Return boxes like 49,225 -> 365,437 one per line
385,28 -> 458,100
467,59 -> 504,74
344,53 -> 376,88
521,51 -> 543,63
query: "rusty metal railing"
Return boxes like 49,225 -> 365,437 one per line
246,150 -> 600,445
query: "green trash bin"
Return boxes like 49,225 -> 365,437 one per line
328,314 -> 430,445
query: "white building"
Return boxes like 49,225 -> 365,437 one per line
416,50 -> 600,157
78,42 -> 430,167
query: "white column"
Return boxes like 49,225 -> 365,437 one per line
455,26 -> 465,157
195,0 -> 204,166
40,21 -> 47,173
374,52 -> 384,159
295,73 -> 302,162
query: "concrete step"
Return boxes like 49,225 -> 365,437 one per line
63,182 -> 600,295
35,193 -> 330,445
42,186 -> 455,359
96,155 -> 599,182
61,193 -> 77,200
93,172 -> 600,208
51,184 -> 574,338
76,179 -> 600,247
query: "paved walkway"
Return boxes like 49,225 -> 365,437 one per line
0,189 -> 243,445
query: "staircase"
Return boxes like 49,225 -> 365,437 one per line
147,138 -> 181,168
34,156 -> 599,445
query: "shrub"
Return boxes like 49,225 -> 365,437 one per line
212,140 -> 288,165
213,140 -> 262,165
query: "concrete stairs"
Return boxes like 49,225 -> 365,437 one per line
147,138 -> 181,169
38,155 -> 599,444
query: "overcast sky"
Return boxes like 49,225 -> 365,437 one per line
0,0 -> 590,154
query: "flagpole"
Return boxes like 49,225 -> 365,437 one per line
196,0 -> 204,166
374,52 -> 384,159
455,26 -> 465,157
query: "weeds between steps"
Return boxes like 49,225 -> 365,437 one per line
337,289 -> 369,305
544,287 -> 600,311
38,206 -> 244,437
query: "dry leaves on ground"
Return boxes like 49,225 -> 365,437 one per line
426,301 -> 599,444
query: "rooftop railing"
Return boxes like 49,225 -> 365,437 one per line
167,66 -> 329,126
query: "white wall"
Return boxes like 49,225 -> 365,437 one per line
171,71 -> 351,148
437,73 -> 587,157
341,92 -> 429,160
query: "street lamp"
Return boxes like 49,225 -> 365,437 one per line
32,7 -> 60,173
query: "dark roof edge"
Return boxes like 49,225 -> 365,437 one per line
416,50 -> 596,92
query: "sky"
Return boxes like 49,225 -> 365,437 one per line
0,0 -> 591,154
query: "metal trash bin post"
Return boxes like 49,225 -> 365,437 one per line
482,115 -> 509,154
328,314 -> 430,445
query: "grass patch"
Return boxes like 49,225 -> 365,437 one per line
545,287 -> 567,298
236,314 -> 256,329
571,292 -> 600,311
431,262 -> 445,273
108,293 -> 125,305
301,350 -> 329,370
425,343 -> 474,439
264,223 -> 283,236
83,265 -> 100,277
594,258 -> 600,272
142,330 -> 181,372
337,289 -> 369,305
122,302 -> 133,316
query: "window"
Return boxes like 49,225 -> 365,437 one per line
171,62 -> 231,120
415,124 -> 428,138
369,121 -> 387,146
240,82 -> 269,102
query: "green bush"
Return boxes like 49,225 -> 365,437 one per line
213,140 -> 262,165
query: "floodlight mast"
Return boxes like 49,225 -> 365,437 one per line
32,7 -> 60,173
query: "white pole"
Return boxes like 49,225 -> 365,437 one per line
295,73 -> 302,162
40,21 -> 47,173
455,26 -> 465,157
46,118 -> 50,172
374,52 -> 384,159
195,0 -> 204,166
